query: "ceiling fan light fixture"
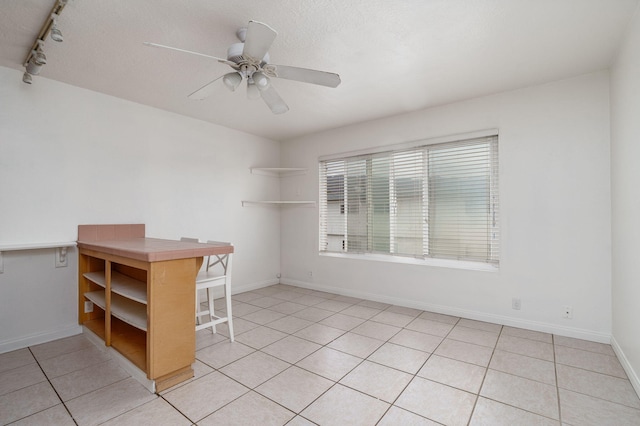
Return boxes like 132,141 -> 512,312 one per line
222,72 -> 242,91
252,72 -> 270,91
246,79 -> 260,100
22,72 -> 33,84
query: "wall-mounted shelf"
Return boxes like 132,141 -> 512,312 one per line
0,241 -> 76,273
241,200 -> 316,207
244,167 -> 314,207
0,241 -> 76,251
250,167 -> 307,177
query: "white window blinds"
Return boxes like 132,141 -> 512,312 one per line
319,135 -> 499,265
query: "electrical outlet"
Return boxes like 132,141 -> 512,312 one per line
512,298 -> 521,310
55,247 -> 68,268
84,301 -> 94,313
562,305 -> 573,319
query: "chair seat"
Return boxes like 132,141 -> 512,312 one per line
195,270 -> 226,285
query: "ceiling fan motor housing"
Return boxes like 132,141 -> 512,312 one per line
227,42 -> 270,67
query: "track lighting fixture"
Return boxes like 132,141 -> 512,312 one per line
21,0 -> 68,84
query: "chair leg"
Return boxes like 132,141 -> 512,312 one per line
225,282 -> 234,342
207,287 -> 216,334
195,291 -> 201,326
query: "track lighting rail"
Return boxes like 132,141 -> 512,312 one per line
22,0 -> 68,83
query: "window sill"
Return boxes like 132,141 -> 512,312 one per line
319,251 -> 499,272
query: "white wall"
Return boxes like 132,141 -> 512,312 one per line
280,71 -> 612,342
0,66 -> 281,352
611,7 -> 640,394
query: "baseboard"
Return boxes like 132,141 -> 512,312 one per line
0,324 -> 83,354
611,336 -> 640,398
280,278 -> 611,344
233,278 -> 279,295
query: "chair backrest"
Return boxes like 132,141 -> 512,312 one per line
205,240 -> 232,275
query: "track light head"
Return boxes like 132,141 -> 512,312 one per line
50,14 -> 63,42
51,25 -> 63,42
26,58 -> 43,75
22,72 -> 33,84
33,50 -> 47,65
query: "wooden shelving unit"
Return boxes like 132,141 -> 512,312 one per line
77,224 -> 235,393
78,248 -> 195,391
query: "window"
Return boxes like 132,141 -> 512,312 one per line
319,135 -> 499,266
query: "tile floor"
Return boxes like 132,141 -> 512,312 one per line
2,284 -> 639,425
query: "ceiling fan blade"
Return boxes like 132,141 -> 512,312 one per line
143,42 -> 237,67
269,64 -> 341,88
242,21 -> 277,62
188,75 -> 224,100
259,85 -> 289,114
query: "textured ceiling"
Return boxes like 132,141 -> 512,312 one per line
0,0 -> 638,141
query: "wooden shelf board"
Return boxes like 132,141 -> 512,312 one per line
112,293 -> 147,331
250,167 -> 307,177
84,271 -> 147,304
111,317 -> 147,372
84,290 -> 147,331
241,200 -> 316,206
85,290 -> 106,310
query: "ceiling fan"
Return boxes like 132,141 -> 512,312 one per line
144,20 -> 341,114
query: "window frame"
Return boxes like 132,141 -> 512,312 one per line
318,129 -> 500,270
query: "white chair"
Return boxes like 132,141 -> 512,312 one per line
181,237 -> 234,342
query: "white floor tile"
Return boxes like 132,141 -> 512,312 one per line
470,397 -> 559,426
396,377 -> 477,426
480,370 -> 559,419
199,391 -> 295,426
0,381 -> 61,425
367,342 -> 430,374
301,384 -> 389,426
559,388 -> 640,426
418,355 -> 486,393
65,378 -> 156,426
101,398 -> 191,425
162,371 -> 248,422
340,360 -> 413,403
256,366 -> 333,412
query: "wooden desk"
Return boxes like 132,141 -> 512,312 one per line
77,224 -> 233,392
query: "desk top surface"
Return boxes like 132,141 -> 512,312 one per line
77,237 -> 233,262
